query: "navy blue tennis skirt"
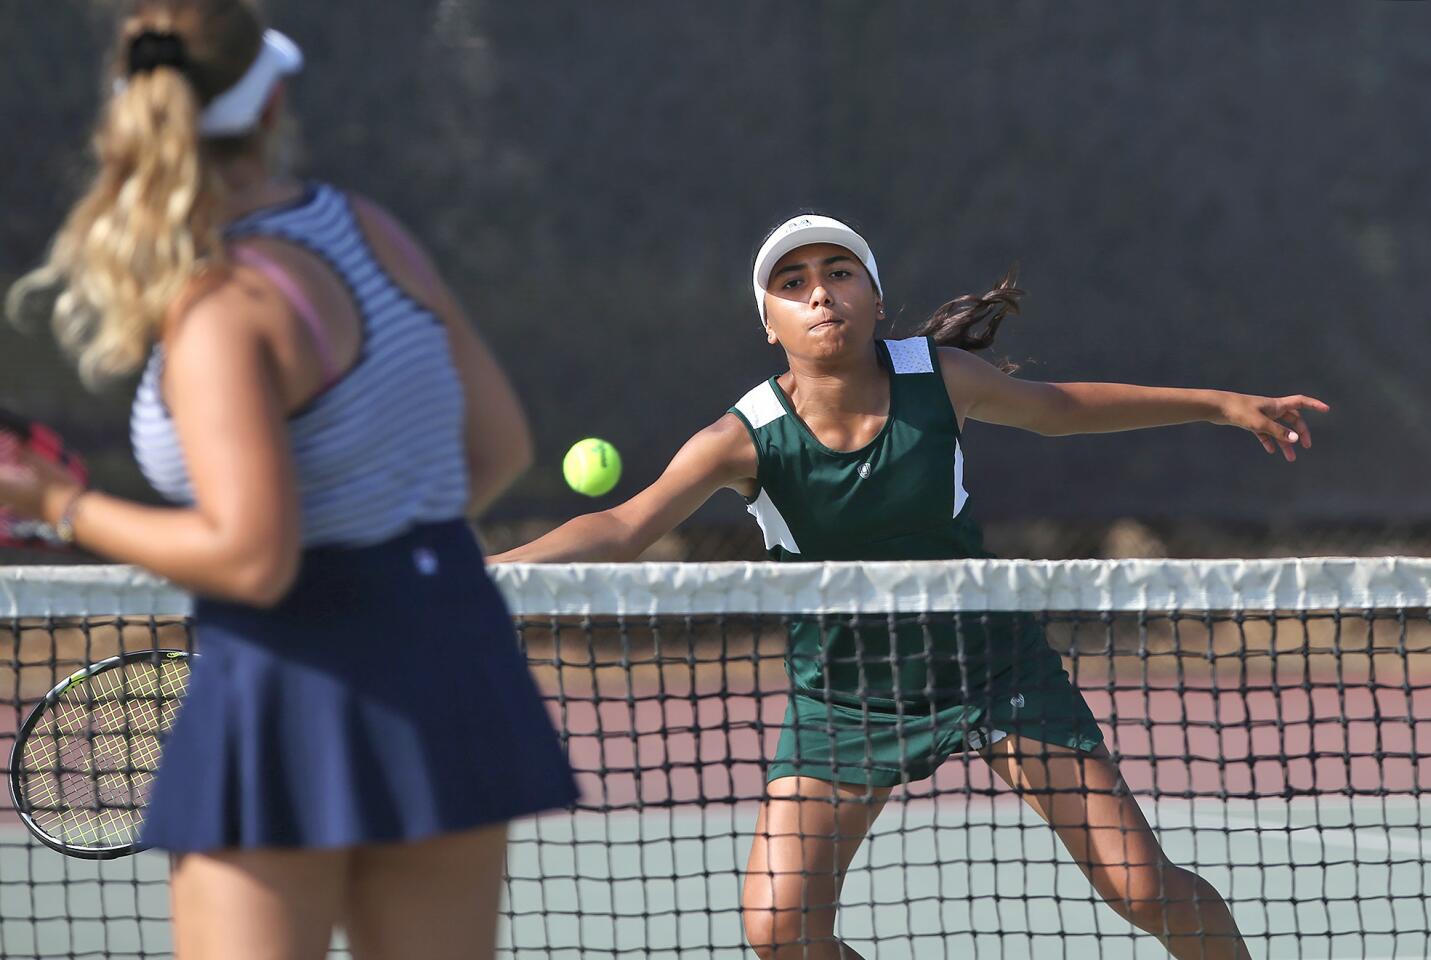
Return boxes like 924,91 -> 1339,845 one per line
140,520 -> 578,852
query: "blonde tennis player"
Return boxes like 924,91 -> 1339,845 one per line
1,2 -> 575,958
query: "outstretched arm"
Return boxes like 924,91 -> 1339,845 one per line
938,347 -> 1330,462
488,414 -> 758,563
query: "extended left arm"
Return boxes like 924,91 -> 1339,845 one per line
938,347 -> 1330,462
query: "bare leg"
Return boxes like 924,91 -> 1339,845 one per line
984,736 -> 1252,960
742,777 -> 891,960
344,822 -> 509,960
170,847 -> 349,960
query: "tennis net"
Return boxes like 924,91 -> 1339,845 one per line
2,557 -> 1429,959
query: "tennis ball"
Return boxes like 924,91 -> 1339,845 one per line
563,438 -> 622,497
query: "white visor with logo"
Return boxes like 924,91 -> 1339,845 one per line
752,215 -> 881,325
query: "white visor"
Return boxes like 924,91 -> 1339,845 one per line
752,214 -> 881,325
198,29 -> 303,137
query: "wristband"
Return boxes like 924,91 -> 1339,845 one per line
53,489 -> 88,546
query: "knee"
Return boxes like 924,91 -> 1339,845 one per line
742,892 -> 832,960
741,910 -> 782,960
1096,860 -> 1204,931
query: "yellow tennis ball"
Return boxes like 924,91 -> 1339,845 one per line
563,438 -> 622,497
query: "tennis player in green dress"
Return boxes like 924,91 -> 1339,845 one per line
493,214 -> 1328,959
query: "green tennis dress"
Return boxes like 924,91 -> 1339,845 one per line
730,336 -> 1103,787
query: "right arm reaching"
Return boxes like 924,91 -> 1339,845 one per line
488,414 -> 757,563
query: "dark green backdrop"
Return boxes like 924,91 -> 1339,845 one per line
4,1 -> 1428,536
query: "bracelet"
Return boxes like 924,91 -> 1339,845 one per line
53,489 -> 88,546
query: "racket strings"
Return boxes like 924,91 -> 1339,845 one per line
18,658 -> 190,847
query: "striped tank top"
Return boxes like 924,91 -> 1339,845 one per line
131,182 -> 470,547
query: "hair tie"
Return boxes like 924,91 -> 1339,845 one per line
127,30 -> 188,76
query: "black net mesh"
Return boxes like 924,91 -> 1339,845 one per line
1,560 -> 1428,958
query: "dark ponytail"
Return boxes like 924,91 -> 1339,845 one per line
912,265 -> 1024,373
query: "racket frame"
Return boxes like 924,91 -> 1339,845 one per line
8,648 -> 192,860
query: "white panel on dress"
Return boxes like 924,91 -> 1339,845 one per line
884,337 -> 934,374
747,489 -> 801,554
734,381 -> 787,430
952,441 -> 969,518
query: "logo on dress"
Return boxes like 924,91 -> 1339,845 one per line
858,462 -> 872,479
413,547 -> 439,576
1009,693 -> 1025,710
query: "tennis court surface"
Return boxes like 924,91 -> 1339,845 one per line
3,557 -> 1428,958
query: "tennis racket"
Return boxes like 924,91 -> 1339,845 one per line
0,407 -> 88,551
8,649 -> 193,859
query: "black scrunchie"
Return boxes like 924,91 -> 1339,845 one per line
127,30 -> 188,76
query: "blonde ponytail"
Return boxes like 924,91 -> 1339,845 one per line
6,0 -> 264,388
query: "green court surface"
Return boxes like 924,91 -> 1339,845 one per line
3,795 -> 1426,959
